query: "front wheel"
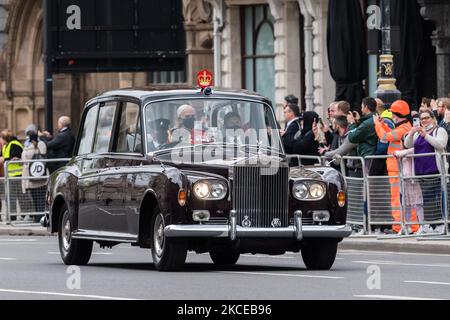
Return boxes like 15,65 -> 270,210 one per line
58,204 -> 93,265
151,208 -> 187,271
301,239 -> 338,270
209,248 -> 240,265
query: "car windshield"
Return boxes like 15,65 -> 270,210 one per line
144,98 -> 283,156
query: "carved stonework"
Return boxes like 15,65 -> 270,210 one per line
418,0 -> 450,97
183,0 -> 213,24
267,0 -> 284,21
418,0 -> 450,52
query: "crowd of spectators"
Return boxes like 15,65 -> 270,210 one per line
280,94 -> 450,235
0,116 -> 75,222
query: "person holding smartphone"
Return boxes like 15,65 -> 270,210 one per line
346,97 -> 379,177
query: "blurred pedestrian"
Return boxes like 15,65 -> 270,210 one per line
394,148 -> 425,233
21,133 -> 48,223
284,94 -> 299,108
419,97 -> 432,113
322,116 -> 358,173
281,103 -> 302,154
404,110 -> 448,234
40,116 -> 75,173
374,100 -> 413,234
370,98 -> 395,176
292,111 -> 320,165
0,129 -> 32,220
347,97 -> 379,177
439,98 -> 450,173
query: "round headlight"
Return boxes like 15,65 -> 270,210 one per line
210,182 -> 226,199
193,182 -> 210,199
293,183 -> 308,200
310,183 -> 325,199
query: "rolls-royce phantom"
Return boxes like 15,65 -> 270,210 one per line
43,87 -> 351,271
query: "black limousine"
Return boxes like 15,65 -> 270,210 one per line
43,88 -> 351,271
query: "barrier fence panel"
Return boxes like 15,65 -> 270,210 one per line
2,158 -> 71,226
445,153 -> 450,235
401,153 -> 447,235
364,155 -> 401,234
339,156 -> 367,232
0,176 -> 5,223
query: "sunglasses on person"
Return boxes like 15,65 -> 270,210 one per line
420,116 -> 431,121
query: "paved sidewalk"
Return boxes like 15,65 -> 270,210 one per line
0,224 -> 449,254
0,223 -> 51,236
340,236 -> 450,255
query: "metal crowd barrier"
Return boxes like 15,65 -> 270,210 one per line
296,152 -> 449,237
445,153 -> 450,236
1,158 -> 70,226
1,153 -> 449,237
335,156 -> 367,231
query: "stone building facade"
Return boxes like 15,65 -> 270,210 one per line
0,0 -> 449,137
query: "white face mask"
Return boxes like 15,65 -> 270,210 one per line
424,123 -> 434,131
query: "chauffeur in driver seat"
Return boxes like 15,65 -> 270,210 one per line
148,118 -> 171,151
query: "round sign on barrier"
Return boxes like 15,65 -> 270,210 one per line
29,161 -> 46,177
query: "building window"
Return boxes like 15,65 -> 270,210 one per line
241,5 -> 275,104
148,71 -> 186,84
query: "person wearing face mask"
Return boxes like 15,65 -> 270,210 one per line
374,100 -> 414,234
404,110 -> 448,234
173,104 -> 206,145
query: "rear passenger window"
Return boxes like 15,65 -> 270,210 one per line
77,104 -> 98,155
93,102 -> 117,153
115,102 -> 142,153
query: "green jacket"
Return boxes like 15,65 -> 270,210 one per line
348,113 -> 378,157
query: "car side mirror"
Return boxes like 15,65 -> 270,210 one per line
145,153 -> 155,164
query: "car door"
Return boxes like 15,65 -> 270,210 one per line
80,101 -> 119,233
97,100 -> 143,235
76,103 -> 102,232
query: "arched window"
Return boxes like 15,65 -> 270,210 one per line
242,5 -> 275,104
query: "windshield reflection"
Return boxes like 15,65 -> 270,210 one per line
144,99 -> 283,157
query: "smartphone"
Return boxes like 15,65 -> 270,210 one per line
413,117 -> 420,127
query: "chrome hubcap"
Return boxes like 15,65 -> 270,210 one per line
62,214 -> 71,251
153,213 -> 165,257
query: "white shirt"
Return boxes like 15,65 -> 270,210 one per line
286,117 -> 299,130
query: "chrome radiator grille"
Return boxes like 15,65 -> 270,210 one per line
232,166 -> 289,228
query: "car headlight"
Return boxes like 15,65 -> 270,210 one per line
292,181 -> 326,200
210,182 -> 226,198
309,183 -> 325,199
293,183 -> 308,200
193,180 -> 227,200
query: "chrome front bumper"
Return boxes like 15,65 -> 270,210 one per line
164,211 -> 352,240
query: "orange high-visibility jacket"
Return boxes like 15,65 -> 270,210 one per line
374,120 -> 412,173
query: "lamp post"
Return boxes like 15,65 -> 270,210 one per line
375,0 -> 401,107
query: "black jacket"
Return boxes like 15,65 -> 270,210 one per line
290,111 -> 320,165
282,120 -> 301,154
45,127 -> 75,159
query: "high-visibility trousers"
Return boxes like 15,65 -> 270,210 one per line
388,171 -> 419,233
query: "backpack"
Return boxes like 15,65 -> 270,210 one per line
29,151 -> 47,180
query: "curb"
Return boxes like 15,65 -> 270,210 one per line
340,238 -> 450,255
1,228 -> 449,255
0,228 -> 52,236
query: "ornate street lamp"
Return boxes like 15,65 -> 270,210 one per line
375,0 -> 401,107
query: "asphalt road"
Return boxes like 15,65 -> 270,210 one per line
0,236 -> 449,300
